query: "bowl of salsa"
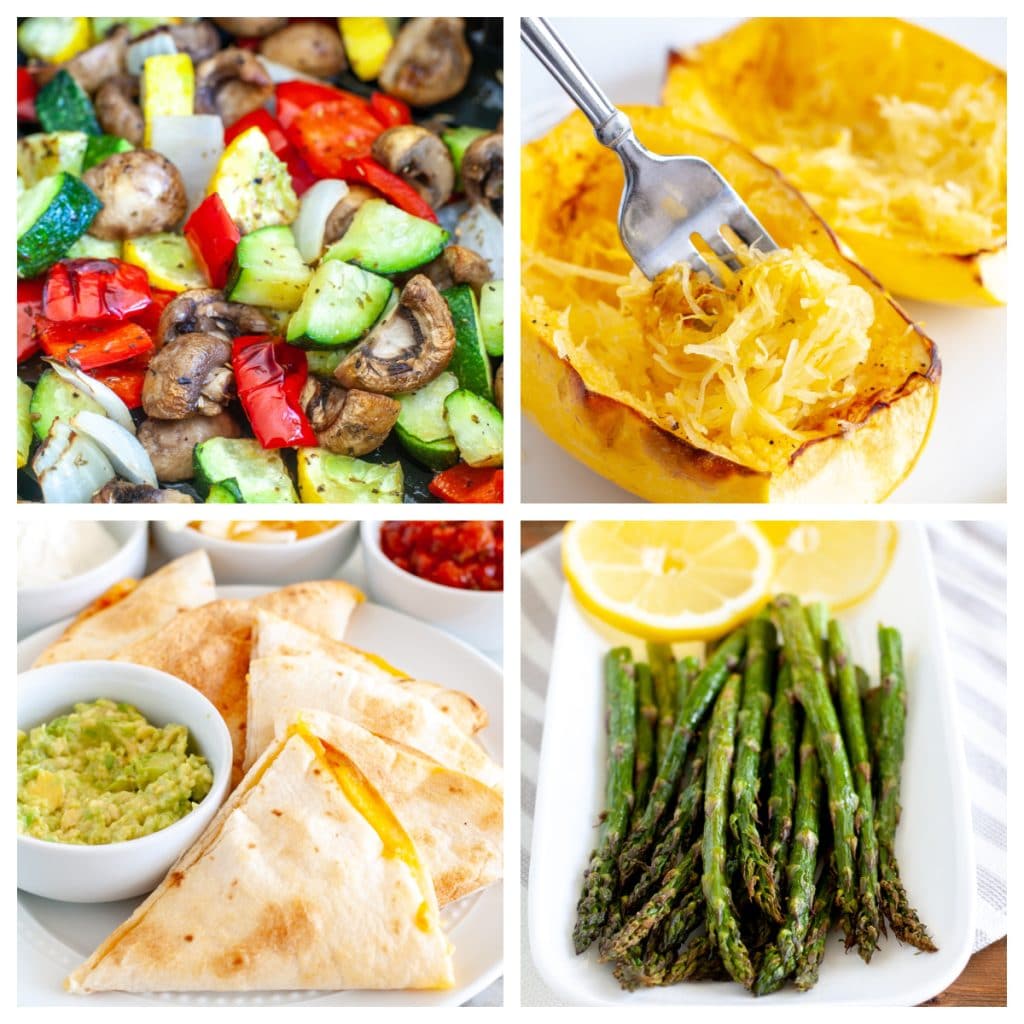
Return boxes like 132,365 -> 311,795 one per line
360,521 -> 502,650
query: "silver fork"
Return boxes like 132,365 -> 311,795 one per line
521,17 -> 778,281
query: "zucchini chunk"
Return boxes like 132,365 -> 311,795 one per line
323,198 -> 448,274
444,388 -> 503,468
193,438 -> 298,503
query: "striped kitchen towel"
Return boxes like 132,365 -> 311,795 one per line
520,521 -> 1006,1002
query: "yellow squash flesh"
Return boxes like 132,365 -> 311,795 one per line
521,108 -> 940,504
662,18 -> 1006,306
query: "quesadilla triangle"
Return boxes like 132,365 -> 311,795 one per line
275,709 -> 502,906
34,550 -> 216,667
252,611 -> 489,736
66,720 -> 454,994
111,582 -> 364,787
245,653 -> 504,792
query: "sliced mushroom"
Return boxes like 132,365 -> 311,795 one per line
378,18 -> 472,107
335,275 -> 455,395
260,22 -> 347,78
195,48 -> 273,126
371,125 -> 455,209
463,132 -> 503,218
410,244 -> 492,297
93,480 -> 194,503
94,74 -> 143,146
301,379 -> 401,457
214,18 -> 288,38
138,412 -> 242,482
82,150 -> 187,240
323,184 -> 377,246
165,20 -> 221,64
34,25 -> 129,93
157,289 -> 273,349
142,333 -> 234,420
494,363 -> 504,412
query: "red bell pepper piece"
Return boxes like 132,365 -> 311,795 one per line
338,157 -> 440,224
18,67 -> 37,122
224,108 -> 317,195
232,336 -> 317,449
92,357 -> 149,409
43,259 -> 152,323
130,287 -> 176,339
287,101 -> 385,179
428,465 -> 504,503
369,92 -> 412,128
183,194 -> 241,289
18,278 -> 45,362
37,319 -> 155,371
276,80 -> 379,132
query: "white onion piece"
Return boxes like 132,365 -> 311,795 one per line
43,359 -> 135,435
255,56 -> 326,86
32,420 -> 116,503
71,411 -> 158,487
293,179 -> 349,263
128,32 -> 178,77
455,203 -> 503,278
148,115 -> 224,214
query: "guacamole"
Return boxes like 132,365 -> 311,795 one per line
17,699 -> 213,845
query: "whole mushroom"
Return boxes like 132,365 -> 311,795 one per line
142,333 -> 235,419
335,275 -> 455,395
195,48 -> 273,126
371,125 -> 455,210
138,412 -> 242,482
93,481 -> 194,503
82,150 -> 187,240
301,380 -> 401,457
260,22 -> 347,79
165,21 -> 221,65
94,74 -> 143,146
157,289 -> 273,349
463,132 -> 503,218
378,18 -> 472,107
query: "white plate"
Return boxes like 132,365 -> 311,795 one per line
529,523 -> 974,1004
521,17 -> 1007,504
18,586 -> 503,1007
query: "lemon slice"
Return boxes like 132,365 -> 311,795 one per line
759,521 -> 897,609
562,521 -> 774,641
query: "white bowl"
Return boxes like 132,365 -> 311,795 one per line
152,520 -> 358,585
17,522 -> 148,640
359,521 -> 503,651
17,661 -> 232,903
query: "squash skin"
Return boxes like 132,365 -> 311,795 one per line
521,109 -> 940,503
662,18 -> 1006,306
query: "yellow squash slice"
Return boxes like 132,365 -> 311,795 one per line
521,108 -> 940,504
662,18 -> 1006,306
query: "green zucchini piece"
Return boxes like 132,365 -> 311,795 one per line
395,371 -> 460,471
65,234 -> 123,260
323,198 -> 448,274
29,368 -> 106,441
193,438 -> 298,503
35,70 -> 101,135
297,448 -> 403,503
444,388 -> 503,468
305,349 -> 346,379
82,133 -> 134,171
226,225 -> 312,311
17,131 -> 89,187
479,280 -> 504,357
17,172 -> 102,278
441,125 -> 487,190
17,380 -> 33,470
286,260 -> 393,349
205,484 -> 239,503
442,283 -> 493,400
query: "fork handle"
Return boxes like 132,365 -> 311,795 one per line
521,17 -> 634,149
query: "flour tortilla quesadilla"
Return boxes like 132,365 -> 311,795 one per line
34,551 -> 216,667
253,611 -> 488,736
246,653 -> 503,791
274,709 -> 502,905
66,720 -> 454,993
113,582 -> 363,785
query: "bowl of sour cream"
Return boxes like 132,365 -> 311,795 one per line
17,521 -> 149,639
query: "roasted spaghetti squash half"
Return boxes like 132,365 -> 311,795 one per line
521,109 -> 940,504
663,18 -> 1006,306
